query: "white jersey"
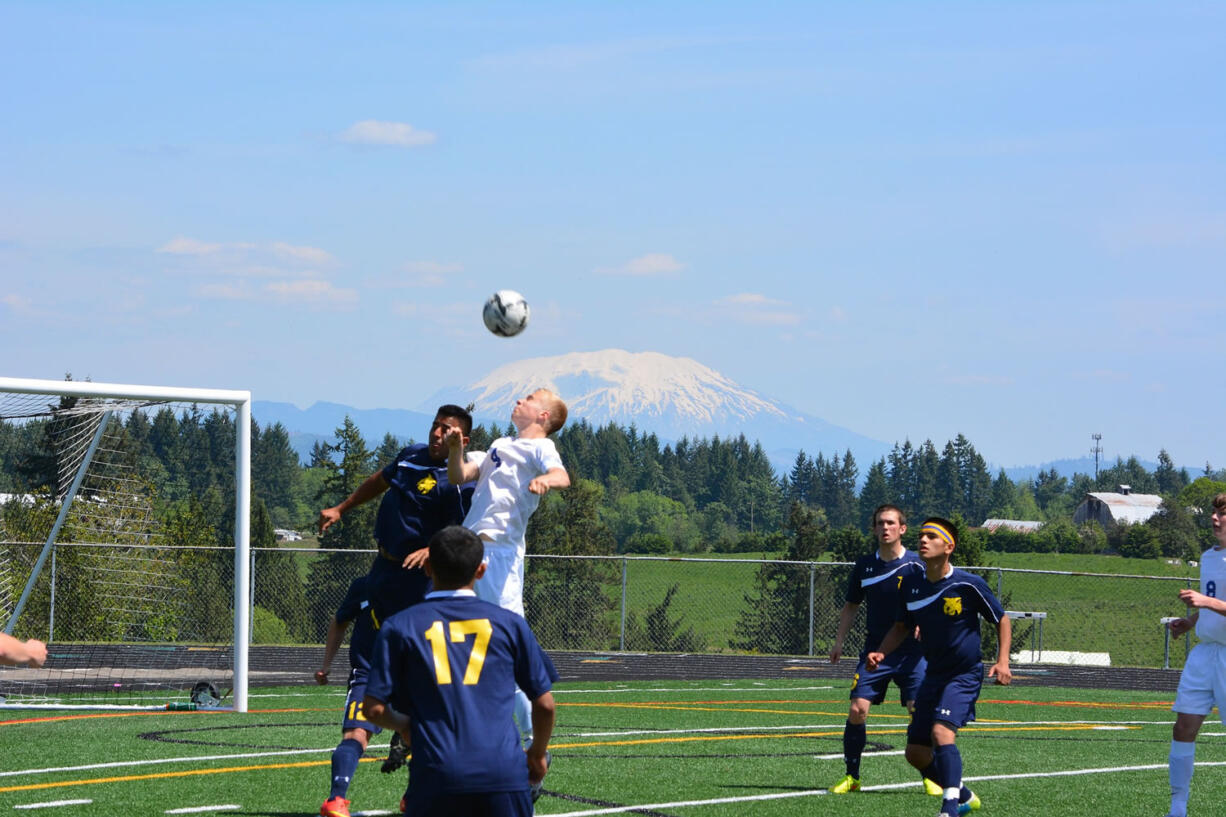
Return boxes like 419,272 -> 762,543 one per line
463,436 -> 564,552
1195,546 -> 1226,645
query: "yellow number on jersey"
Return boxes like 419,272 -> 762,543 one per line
423,618 -> 493,685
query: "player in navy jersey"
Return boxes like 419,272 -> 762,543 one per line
316,576 -> 382,817
364,526 -> 558,817
318,405 -> 476,622
867,517 -> 1011,817
1164,493 -> 1226,817
828,504 -> 938,796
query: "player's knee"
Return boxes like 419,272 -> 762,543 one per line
904,743 -> 931,770
848,699 -> 871,722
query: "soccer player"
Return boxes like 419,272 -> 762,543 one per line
0,633 -> 46,667
363,526 -> 558,817
316,576 -> 381,817
444,389 -> 569,756
867,517 -> 1011,817
828,504 -> 939,796
1164,492 -> 1226,817
318,404 -> 476,621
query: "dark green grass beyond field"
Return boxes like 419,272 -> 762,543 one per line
0,679 -> 1220,817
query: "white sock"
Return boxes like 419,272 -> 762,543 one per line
512,687 -> 533,747
1169,739 -> 1195,816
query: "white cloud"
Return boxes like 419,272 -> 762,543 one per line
597,253 -> 685,276
339,120 -> 437,148
158,236 -> 223,255
399,261 -> 464,287
1,293 -> 33,313
710,291 -> 801,325
716,292 -> 785,306
272,242 -> 334,265
195,282 -> 254,300
265,280 -> 358,304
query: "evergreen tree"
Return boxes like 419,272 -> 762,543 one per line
858,459 -> 890,531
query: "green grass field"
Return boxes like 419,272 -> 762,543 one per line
1,677 -> 1218,817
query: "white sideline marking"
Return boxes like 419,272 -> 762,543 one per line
545,762 -> 1226,817
0,747 -> 352,778
555,685 -> 836,694
14,801 -> 92,810
164,806 -> 241,814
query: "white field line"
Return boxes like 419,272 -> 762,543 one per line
0,747 -> 356,778
545,761 -> 1226,817
13,801 -> 92,810
164,806 -> 241,814
249,684 -> 838,699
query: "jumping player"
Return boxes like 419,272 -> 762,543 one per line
444,389 -> 569,771
364,526 -> 557,817
316,575 -> 381,817
867,517 -> 1011,817
828,504 -> 939,796
1164,492 -> 1226,817
318,404 -> 476,621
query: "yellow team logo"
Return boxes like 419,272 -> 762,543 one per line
943,596 -> 963,616
416,474 -> 438,494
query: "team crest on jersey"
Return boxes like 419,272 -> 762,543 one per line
943,596 -> 962,616
416,474 -> 437,494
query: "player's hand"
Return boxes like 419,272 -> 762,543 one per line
402,547 -> 429,570
1168,616 -> 1193,637
865,651 -> 884,671
828,644 -> 842,663
526,748 -> 549,784
314,669 -> 328,685
318,507 -> 341,534
23,639 -> 47,668
988,661 -> 1012,685
1179,589 -> 1211,609
528,477 -> 550,495
443,426 -> 463,451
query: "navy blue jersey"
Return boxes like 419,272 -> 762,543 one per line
375,444 -> 473,561
335,576 -> 379,672
900,567 -> 1005,676
366,590 -> 558,794
845,550 -> 925,656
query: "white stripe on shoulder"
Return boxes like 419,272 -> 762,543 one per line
861,562 -> 916,588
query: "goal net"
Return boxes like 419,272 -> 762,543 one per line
0,377 -> 251,711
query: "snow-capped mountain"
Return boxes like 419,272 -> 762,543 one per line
417,349 -> 891,470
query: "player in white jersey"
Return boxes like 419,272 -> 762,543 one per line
446,389 -> 570,763
1165,492 -> 1226,817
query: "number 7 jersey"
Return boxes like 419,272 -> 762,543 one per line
365,589 -> 559,794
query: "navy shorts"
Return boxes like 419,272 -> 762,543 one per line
907,665 -> 984,743
342,667 -> 382,735
403,789 -> 532,817
851,650 -> 926,707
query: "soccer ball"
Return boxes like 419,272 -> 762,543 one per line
482,290 -> 530,337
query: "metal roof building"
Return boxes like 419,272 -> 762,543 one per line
1073,486 -> 1163,527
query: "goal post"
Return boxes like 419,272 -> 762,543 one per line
0,376 -> 251,712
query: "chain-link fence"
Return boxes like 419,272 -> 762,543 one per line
2,545 -> 1203,672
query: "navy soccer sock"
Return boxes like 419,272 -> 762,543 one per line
843,720 -> 867,778
932,743 -> 963,816
329,737 -> 364,799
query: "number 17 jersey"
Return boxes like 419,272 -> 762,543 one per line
366,590 -> 558,794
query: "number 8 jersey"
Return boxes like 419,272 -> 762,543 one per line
1197,546 -> 1226,645
365,589 -> 559,794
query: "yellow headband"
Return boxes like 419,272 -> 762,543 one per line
922,522 -> 954,545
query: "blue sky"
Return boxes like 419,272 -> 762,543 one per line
1,1 -> 1222,469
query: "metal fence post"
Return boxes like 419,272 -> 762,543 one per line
48,547 -> 56,642
620,557 -> 628,651
808,563 -> 816,656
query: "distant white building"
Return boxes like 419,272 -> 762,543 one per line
981,519 -> 1043,534
1073,485 -> 1163,527
274,529 -> 303,542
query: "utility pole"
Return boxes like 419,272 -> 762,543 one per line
1091,433 -> 1103,481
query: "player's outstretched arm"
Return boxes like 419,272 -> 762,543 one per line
445,427 -> 481,485
527,691 -> 556,783
528,466 -> 570,496
1179,588 -> 1226,617
318,472 -> 390,533
0,633 -> 46,667
829,602 -> 859,663
988,614 -> 1012,685
315,618 -> 352,684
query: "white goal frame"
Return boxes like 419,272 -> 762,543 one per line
0,376 -> 252,712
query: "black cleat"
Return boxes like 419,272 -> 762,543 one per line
381,732 -> 409,774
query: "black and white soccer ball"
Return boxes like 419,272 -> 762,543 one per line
482,290 -> 530,337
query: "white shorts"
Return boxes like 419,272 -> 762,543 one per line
474,542 -> 525,618
1173,641 -> 1226,723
